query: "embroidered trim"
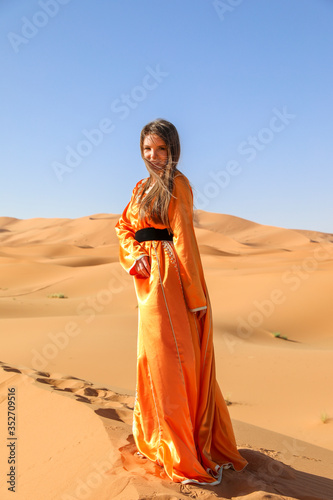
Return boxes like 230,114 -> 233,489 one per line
181,464 -> 223,486
135,177 -> 150,203
161,240 -> 177,266
162,240 -> 183,291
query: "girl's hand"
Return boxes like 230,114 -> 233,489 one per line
135,256 -> 151,278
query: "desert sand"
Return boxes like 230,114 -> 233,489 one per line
0,211 -> 332,500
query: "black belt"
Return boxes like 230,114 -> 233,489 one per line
134,227 -> 173,242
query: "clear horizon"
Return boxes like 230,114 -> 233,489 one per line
1,0 -> 332,233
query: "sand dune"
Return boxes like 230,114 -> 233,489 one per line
1,363 -> 332,500
0,211 -> 332,499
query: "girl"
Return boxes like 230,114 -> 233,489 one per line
115,118 -> 247,484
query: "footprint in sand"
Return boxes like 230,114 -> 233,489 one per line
32,369 -> 134,425
0,364 -> 22,374
1,361 -> 134,427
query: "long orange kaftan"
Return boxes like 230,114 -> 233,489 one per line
115,173 -> 247,484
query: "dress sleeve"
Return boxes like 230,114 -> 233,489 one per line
115,186 -> 149,276
169,175 -> 207,311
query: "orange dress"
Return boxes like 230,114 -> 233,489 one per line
115,173 -> 247,484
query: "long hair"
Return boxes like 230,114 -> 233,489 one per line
137,119 -> 181,229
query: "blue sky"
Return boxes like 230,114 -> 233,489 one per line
1,0 -> 332,232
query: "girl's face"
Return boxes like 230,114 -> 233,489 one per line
142,134 -> 168,173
